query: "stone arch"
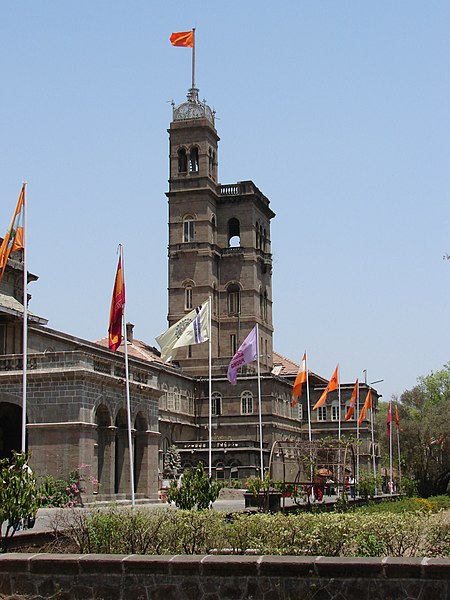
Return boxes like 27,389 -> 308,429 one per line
94,404 -> 112,495
114,408 -> 129,495
134,411 -> 148,494
0,401 -> 22,460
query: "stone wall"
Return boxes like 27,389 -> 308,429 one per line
0,554 -> 448,600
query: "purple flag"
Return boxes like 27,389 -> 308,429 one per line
227,325 -> 258,385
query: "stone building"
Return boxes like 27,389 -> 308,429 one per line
0,85 -> 380,500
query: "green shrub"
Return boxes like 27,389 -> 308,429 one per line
167,463 -> 223,510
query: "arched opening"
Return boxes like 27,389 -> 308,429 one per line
177,148 -> 187,173
114,408 -> 128,494
95,404 -> 111,492
0,402 -> 22,460
228,218 -> 240,247
189,147 -> 199,173
134,412 -> 148,494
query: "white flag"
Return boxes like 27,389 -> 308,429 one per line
156,301 -> 210,363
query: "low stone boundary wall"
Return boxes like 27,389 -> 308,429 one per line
0,553 -> 448,599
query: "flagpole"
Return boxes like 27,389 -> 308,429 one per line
356,380 -> 360,489
305,354 -> 313,485
191,28 -> 196,91
370,393 -> 377,495
208,295 -> 212,478
256,324 -> 263,479
396,404 -> 402,492
120,245 -> 135,507
389,400 -> 393,495
21,182 -> 28,453
337,365 -> 341,495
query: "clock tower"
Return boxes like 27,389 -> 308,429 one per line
166,87 -> 275,377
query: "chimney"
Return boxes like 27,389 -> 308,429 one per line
126,322 -> 134,343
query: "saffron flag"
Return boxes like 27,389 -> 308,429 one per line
387,401 -> 392,435
292,352 -> 307,407
108,256 -> 125,351
170,30 -> 194,47
358,389 -> 373,425
156,301 -> 210,363
313,364 -> 339,410
227,325 -> 258,385
0,184 -> 25,282
344,379 -> 358,421
395,405 -> 400,430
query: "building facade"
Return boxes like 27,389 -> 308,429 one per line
0,86 -> 380,500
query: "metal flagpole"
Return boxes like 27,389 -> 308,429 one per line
256,324 -> 264,479
396,404 -> 402,491
389,400 -> 393,494
208,295 -> 212,478
191,28 -> 196,91
356,380 -> 360,487
370,392 -> 377,495
305,353 -> 313,485
21,182 -> 28,453
120,245 -> 135,507
337,365 -> 341,495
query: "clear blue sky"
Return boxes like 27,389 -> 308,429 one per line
1,2 -> 449,402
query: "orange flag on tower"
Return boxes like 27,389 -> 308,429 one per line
344,379 -> 358,421
0,184 -> 25,282
170,30 -> 194,48
358,389 -> 373,425
108,255 -> 125,351
292,352 -> 307,407
313,364 -> 339,410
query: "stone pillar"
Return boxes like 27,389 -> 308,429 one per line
134,430 -> 160,499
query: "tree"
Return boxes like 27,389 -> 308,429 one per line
381,364 -> 450,497
167,463 -> 223,510
0,452 -> 41,552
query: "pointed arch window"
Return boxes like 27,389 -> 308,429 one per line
178,148 -> 187,173
212,392 -> 222,416
227,283 -> 241,315
189,147 -> 199,173
241,391 -> 253,415
183,215 -> 195,242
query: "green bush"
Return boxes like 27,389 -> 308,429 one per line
51,505 -> 450,558
167,463 -> 223,510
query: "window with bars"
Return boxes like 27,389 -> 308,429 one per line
183,217 -> 195,242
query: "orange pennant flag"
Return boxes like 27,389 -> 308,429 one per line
344,379 -> 358,421
108,255 -> 125,351
358,389 -> 373,425
395,404 -> 400,430
292,352 -> 307,407
0,184 -> 25,282
313,364 -> 339,410
170,30 -> 194,48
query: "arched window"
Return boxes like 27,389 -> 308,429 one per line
228,218 -> 240,247
185,284 -> 193,310
189,147 -> 199,172
227,283 -> 240,315
211,392 -> 222,416
241,391 -> 253,415
208,148 -> 213,177
178,148 -> 187,173
183,215 -> 195,242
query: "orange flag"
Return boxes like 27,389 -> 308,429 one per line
313,364 -> 339,410
170,30 -> 194,48
344,379 -> 358,421
358,389 -> 373,425
108,255 -> 125,351
395,404 -> 400,430
292,352 -> 307,407
0,184 -> 25,282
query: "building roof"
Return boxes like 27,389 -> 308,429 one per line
272,350 -> 328,385
0,291 -> 47,324
95,336 -> 164,364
